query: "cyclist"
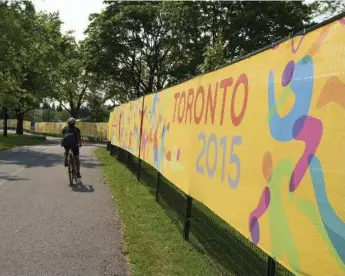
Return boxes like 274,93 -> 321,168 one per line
61,117 -> 82,178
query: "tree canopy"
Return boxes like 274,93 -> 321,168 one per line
83,0 -> 330,101
0,0 -> 65,133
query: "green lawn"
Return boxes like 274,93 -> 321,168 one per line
95,148 -> 221,276
0,133 -> 47,151
96,148 -> 295,276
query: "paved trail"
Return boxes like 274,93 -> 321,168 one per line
0,141 -> 128,276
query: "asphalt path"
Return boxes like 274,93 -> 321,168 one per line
0,138 -> 129,276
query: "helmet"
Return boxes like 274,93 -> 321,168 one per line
67,117 -> 76,125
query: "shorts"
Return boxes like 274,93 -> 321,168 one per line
64,146 -> 79,156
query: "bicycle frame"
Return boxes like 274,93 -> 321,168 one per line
68,151 -> 78,185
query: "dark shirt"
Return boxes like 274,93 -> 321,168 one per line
62,125 -> 81,145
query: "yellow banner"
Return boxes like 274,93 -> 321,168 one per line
35,122 -> 66,134
108,17 -> 345,276
110,98 -> 144,157
2,119 -> 107,139
7,119 -> 16,128
23,120 -> 31,131
33,121 -> 108,139
1,120 -> 30,130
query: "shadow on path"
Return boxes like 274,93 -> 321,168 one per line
0,147 -> 99,169
70,180 -> 95,193
0,172 -> 29,182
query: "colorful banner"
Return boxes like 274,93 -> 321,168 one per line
5,119 -> 17,128
34,121 -> 108,139
23,120 -> 31,131
35,122 -> 66,135
75,122 -> 108,140
108,17 -> 345,276
1,120 -> 31,130
109,97 -> 144,157
2,120 -> 108,139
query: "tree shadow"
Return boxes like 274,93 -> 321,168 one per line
0,147 -> 99,169
0,174 -> 29,182
113,148 -> 294,276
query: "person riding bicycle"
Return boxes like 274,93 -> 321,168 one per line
61,117 -> 82,178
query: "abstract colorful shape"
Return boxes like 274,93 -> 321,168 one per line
291,35 -> 304,54
249,186 -> 271,244
317,76 -> 345,110
308,25 -> 330,56
290,116 -> 322,192
268,55 -> 314,141
262,151 -> 273,182
282,61 -> 295,87
309,155 -> 345,265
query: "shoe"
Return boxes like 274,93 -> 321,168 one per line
64,159 -> 68,167
77,172 -> 82,178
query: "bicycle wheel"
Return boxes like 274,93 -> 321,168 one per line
68,154 -> 74,185
73,160 -> 78,184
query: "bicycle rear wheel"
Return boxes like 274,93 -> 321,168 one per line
68,154 -> 74,185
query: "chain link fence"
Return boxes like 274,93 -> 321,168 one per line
108,143 -> 295,276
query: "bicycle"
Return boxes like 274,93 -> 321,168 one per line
67,150 -> 78,185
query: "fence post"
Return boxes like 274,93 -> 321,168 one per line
127,151 -> 130,168
137,159 -> 142,181
267,256 -> 276,276
183,195 -> 193,241
156,172 -> 161,201
116,147 -> 120,160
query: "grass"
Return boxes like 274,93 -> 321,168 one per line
96,147 -> 295,276
0,132 -> 47,151
95,148 -> 221,276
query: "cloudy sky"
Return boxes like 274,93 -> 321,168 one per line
32,0 -> 106,41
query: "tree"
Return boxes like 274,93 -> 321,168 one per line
84,1 -> 205,100
52,35 -> 99,119
84,1 -> 329,102
311,0 -> 345,22
0,0 -> 65,134
198,33 -> 225,73
86,93 -> 110,122
56,105 -> 63,112
42,102 -> 50,110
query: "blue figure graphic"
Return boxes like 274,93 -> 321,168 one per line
158,124 -> 169,173
309,155 -> 345,265
150,93 -> 160,125
268,55 -> 314,141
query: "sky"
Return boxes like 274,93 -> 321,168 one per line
32,0 -> 106,41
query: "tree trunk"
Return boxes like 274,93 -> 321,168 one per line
16,113 -> 24,135
3,108 -> 8,137
70,108 -> 79,119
